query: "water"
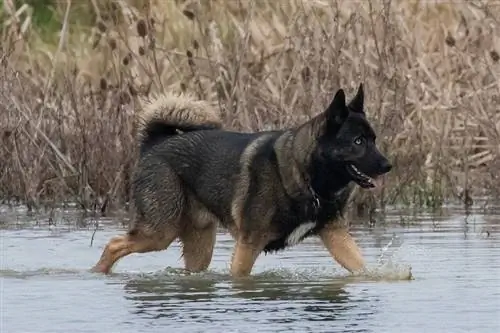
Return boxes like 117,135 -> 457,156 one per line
1,205 -> 500,333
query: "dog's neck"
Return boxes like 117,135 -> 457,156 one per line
274,128 -> 350,210
308,156 -> 353,198
273,130 -> 312,200
274,121 -> 355,217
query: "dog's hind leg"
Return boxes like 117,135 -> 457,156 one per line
91,224 -> 179,274
319,225 -> 366,274
179,222 -> 217,273
92,164 -> 185,274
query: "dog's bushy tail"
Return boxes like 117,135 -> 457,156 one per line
137,92 -> 222,152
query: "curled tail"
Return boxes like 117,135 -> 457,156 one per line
137,92 -> 222,152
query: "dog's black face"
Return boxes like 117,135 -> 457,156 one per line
316,84 -> 392,189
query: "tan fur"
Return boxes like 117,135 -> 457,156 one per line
136,92 -> 222,142
180,222 -> 217,273
231,134 -> 274,229
231,236 -> 271,277
274,132 -> 309,197
180,195 -> 220,272
273,115 -> 326,198
228,134 -> 281,277
91,227 -> 179,274
319,226 -> 365,274
186,194 -> 221,229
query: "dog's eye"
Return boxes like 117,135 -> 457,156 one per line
354,137 -> 363,145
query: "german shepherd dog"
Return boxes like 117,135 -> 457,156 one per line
91,84 -> 392,277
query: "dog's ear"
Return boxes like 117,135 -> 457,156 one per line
348,83 -> 364,113
325,88 -> 348,126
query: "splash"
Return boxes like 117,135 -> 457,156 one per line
354,233 -> 413,282
355,262 -> 413,282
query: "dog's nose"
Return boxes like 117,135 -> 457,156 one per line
380,160 -> 392,173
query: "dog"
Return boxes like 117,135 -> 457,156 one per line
91,84 -> 392,277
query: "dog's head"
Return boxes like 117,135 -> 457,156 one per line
314,84 -> 392,189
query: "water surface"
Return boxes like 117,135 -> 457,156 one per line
1,205 -> 499,332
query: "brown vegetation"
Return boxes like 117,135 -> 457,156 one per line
1,0 -> 499,217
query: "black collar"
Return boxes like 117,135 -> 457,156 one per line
305,179 -> 352,220
307,182 -> 321,214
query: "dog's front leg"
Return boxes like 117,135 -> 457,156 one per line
319,225 -> 366,274
230,235 -> 268,278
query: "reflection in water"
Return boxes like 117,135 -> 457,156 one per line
121,269 -> 379,327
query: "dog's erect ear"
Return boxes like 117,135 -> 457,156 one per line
325,88 -> 348,126
348,83 -> 364,113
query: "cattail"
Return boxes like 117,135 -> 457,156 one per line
136,19 -> 148,37
108,38 -> 117,50
122,53 -> 132,66
490,50 -> 499,62
445,34 -> 455,47
180,83 -> 187,92
182,10 -> 195,20
192,40 -> 199,50
301,66 -> 311,82
100,78 -> 108,90
97,20 -> 107,33
186,50 -> 193,58
139,46 -> 145,56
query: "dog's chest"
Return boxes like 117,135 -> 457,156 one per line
285,221 -> 317,246
264,218 -> 320,253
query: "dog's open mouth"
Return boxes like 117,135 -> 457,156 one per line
346,164 -> 380,189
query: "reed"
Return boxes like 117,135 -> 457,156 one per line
1,0 -> 499,217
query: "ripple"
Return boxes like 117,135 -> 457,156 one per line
2,208 -> 500,333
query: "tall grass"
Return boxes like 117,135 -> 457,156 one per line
1,0 -> 499,217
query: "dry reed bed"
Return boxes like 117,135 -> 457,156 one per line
1,0 -> 499,216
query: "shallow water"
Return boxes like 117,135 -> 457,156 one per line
1,205 -> 500,333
